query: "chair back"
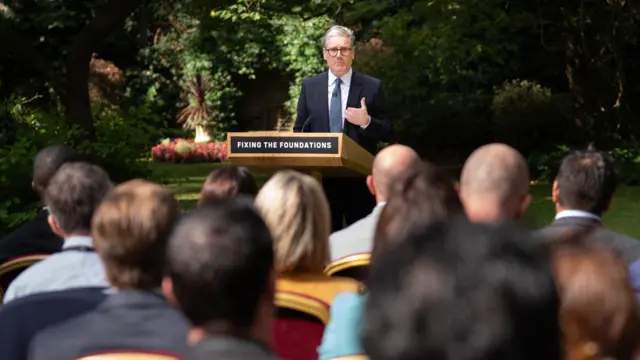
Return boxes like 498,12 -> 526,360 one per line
325,253 -> 371,282
77,352 -> 178,360
274,291 -> 330,360
0,254 -> 48,297
0,287 -> 107,360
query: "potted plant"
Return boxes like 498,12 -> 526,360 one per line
177,73 -> 215,143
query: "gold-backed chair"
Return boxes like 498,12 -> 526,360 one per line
275,291 -> 330,325
274,291 -> 330,360
276,274 -> 362,305
77,352 -> 179,360
0,254 -> 49,299
325,253 -> 371,282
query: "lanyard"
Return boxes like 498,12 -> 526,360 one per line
61,245 -> 95,253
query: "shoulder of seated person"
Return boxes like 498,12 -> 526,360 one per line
331,292 -> 366,311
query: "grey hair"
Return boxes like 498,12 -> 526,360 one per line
322,25 -> 355,48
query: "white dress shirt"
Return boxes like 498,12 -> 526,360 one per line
328,68 -> 370,129
554,209 -> 601,221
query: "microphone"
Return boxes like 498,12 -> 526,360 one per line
300,116 -> 312,133
278,116 -> 291,132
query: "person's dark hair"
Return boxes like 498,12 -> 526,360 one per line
372,161 -> 464,260
556,148 -> 616,215
33,145 -> 84,199
363,219 -> 562,360
166,198 -> 274,332
198,165 -> 258,206
45,162 -> 113,235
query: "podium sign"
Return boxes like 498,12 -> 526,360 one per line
226,131 -> 373,178
230,136 -> 339,155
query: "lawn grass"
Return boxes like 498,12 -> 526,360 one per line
150,162 -> 270,209
150,163 -> 640,239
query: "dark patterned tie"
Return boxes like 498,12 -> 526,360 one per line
330,78 -> 342,133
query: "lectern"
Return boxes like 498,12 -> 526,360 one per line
226,131 -> 374,181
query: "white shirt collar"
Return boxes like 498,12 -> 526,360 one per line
555,209 -> 601,221
328,68 -> 353,87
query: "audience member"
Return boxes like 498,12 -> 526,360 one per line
4,162 -> 112,303
459,143 -> 531,222
198,165 -> 259,206
0,145 -> 84,265
362,219 -> 562,360
28,180 -> 188,360
551,240 -> 640,360
537,148 -> 640,265
372,161 -> 464,258
329,144 -> 421,261
319,161 -> 464,360
255,170 -> 361,305
163,199 -> 277,360
0,287 -> 107,360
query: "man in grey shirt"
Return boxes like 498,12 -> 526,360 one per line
4,162 -> 112,303
329,144 -> 421,261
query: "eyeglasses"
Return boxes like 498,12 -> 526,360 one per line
324,47 -> 353,57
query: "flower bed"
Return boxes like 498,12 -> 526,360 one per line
151,138 -> 228,163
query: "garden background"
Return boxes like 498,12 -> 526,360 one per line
2,0 -> 640,236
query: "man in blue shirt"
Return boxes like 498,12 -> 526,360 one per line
4,162 -> 112,303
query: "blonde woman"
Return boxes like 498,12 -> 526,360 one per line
255,170 -> 361,305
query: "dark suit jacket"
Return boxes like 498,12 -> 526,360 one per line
0,209 -> 63,265
536,217 -> 640,264
0,287 -> 107,360
294,70 -> 393,155
187,336 -> 277,360
28,290 -> 189,360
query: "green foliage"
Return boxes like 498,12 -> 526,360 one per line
141,1 -> 331,136
528,145 -> 640,186
273,15 -> 332,117
491,79 -> 573,155
350,0 -> 535,160
608,148 -> 640,186
0,92 -> 161,235
0,96 -> 78,235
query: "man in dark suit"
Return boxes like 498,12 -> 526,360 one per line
0,145 -> 83,264
163,200 -> 277,360
537,149 -> 640,266
294,25 -> 393,231
28,180 -> 188,360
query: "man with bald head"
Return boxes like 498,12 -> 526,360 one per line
459,143 -> 531,223
329,144 -> 421,261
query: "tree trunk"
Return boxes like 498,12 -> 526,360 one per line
1,0 -> 143,138
64,55 -> 95,137
63,0 -> 145,139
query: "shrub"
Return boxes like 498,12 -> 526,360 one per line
491,79 -> 573,156
0,97 -> 81,236
151,138 -> 228,164
0,95 -> 161,236
529,145 -> 640,185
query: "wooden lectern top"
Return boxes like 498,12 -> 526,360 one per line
226,131 -> 374,177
